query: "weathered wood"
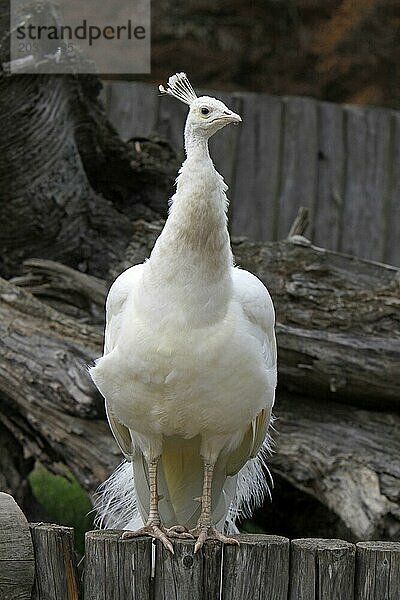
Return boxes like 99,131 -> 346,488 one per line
384,112 -> 400,266
156,92 -> 188,162
11,258 -> 107,323
2,495 -> 400,600
84,531 -> 152,600
221,534 -> 289,600
233,237 -> 400,410
355,541 -> 400,600
0,73 -> 134,280
0,276 -> 118,494
154,539 -> 222,600
101,82 -> 400,267
271,394 -> 400,541
288,207 -> 310,238
274,96 -> 318,240
107,82 -> 159,140
231,93 -> 282,241
0,493 -> 35,600
341,106 -> 391,261
289,538 -> 355,600
314,101 -> 344,251
2,229 -> 400,536
30,523 -> 80,600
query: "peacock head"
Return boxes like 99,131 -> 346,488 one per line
159,72 -> 241,140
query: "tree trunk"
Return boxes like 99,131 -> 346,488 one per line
0,9 -> 178,279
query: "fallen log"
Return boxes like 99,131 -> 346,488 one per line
270,393 -> 400,541
15,221 -> 400,411
0,277 -> 117,492
1,262 -> 399,539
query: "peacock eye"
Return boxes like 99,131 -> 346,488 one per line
201,107 -> 210,116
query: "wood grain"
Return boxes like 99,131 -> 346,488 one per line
314,101 -> 344,251
231,93 -> 282,241
30,523 -> 79,600
153,539 -> 222,600
84,531 -> 152,600
222,534 -> 289,600
290,538 -> 355,600
271,96 -> 318,239
0,492 -> 35,600
341,106 -> 392,261
384,112 -> 400,266
101,82 -> 400,267
107,82 -> 159,141
355,541 -> 400,600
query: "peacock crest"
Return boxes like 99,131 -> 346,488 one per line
159,72 -> 197,106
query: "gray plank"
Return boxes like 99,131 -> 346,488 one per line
156,91 -> 189,162
341,105 -> 392,261
290,538 -> 355,600
231,93 -> 282,241
107,82 -> 159,140
277,96 -> 318,239
314,101 -> 345,252
98,81 -> 110,113
0,493 -> 35,600
222,534 -> 289,600
30,523 -> 80,600
384,112 -> 400,266
153,539 -> 222,600
84,531 -> 152,600
355,541 -> 400,600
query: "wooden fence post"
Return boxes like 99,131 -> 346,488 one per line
0,492 -> 35,600
84,531 -> 152,600
221,534 -> 290,600
30,523 -> 80,600
153,538 -> 222,600
355,541 -> 400,600
289,538 -> 355,600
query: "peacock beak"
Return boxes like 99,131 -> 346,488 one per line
229,112 -> 242,123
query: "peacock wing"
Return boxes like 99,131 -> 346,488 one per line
105,402 -> 134,460
225,407 -> 271,476
225,268 -> 277,476
103,264 -> 144,355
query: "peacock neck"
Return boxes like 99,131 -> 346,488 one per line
143,127 -> 233,327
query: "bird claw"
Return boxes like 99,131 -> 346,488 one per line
166,525 -> 194,539
122,524 -> 174,554
122,523 -> 195,552
190,526 -> 240,553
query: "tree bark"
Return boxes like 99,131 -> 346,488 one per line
0,54 -> 177,279
270,393 -> 400,541
0,276 -> 117,492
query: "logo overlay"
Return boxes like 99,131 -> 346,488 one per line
9,0 -> 150,74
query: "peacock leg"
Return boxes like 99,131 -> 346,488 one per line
122,457 -> 192,553
190,461 -> 239,553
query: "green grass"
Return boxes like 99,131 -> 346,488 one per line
29,463 -> 94,555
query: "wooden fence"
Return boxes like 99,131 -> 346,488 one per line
100,81 -> 400,267
1,493 -> 400,599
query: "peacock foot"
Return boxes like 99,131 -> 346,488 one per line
190,525 -> 240,553
122,523 -> 193,553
